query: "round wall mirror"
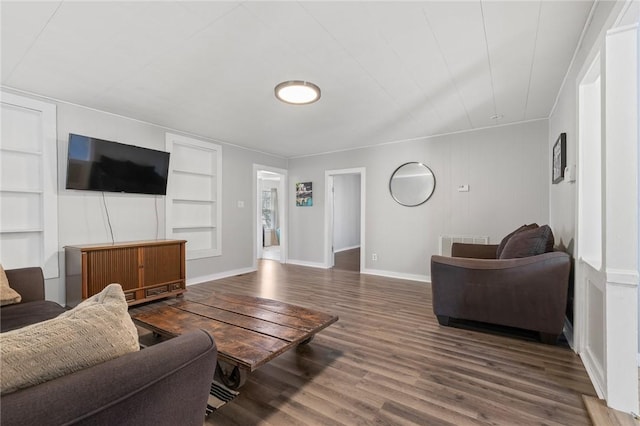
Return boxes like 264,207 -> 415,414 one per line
389,162 -> 436,207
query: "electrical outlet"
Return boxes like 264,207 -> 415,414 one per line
372,253 -> 378,261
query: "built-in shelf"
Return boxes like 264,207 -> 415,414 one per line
0,188 -> 44,194
166,133 -> 222,259
172,169 -> 216,178
172,198 -> 216,204
0,147 -> 42,156
1,91 -> 59,280
0,228 -> 43,234
173,225 -> 217,232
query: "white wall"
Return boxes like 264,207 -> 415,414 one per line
3,90 -> 286,304
548,0 -> 639,409
548,0 -> 620,252
627,0 -> 640,361
288,119 -> 549,279
615,0 -> 640,362
260,179 -> 280,192
548,0 -> 638,351
333,173 -> 361,251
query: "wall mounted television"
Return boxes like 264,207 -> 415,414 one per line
66,133 -> 170,195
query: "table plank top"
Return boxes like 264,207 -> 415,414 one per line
132,292 -> 338,371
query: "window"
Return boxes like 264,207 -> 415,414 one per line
165,133 -> 221,259
262,190 -> 273,229
0,92 -> 58,278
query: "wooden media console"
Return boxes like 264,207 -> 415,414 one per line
65,239 -> 186,307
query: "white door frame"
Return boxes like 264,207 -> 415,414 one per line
253,164 -> 287,268
574,52 -> 603,356
324,168 -> 366,271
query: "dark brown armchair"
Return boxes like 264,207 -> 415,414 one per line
430,238 -> 571,344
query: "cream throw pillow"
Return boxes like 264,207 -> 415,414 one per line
0,264 -> 21,306
0,283 -> 139,395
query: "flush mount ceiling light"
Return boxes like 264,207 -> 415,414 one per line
274,80 -> 321,105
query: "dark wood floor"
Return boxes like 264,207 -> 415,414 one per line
333,247 -> 360,272
131,261 -> 596,425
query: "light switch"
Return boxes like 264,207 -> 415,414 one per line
237,201 -> 245,208
564,165 -> 576,183
457,184 -> 469,192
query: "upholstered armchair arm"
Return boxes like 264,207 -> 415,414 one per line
5,267 -> 45,303
1,330 -> 218,426
451,243 -> 498,259
430,251 -> 570,338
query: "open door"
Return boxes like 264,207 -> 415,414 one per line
254,165 -> 287,267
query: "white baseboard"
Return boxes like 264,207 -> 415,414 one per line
361,268 -> 429,283
334,245 -> 360,253
580,348 -> 606,400
187,266 -> 257,286
287,259 -> 328,269
283,260 -> 431,284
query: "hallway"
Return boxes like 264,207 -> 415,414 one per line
332,247 -> 360,272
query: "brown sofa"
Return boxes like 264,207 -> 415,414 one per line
430,236 -> 571,344
2,267 -> 67,332
1,267 -> 218,425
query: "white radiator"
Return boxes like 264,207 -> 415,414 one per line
438,235 -> 490,256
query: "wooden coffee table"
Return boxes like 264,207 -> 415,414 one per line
132,292 -> 338,389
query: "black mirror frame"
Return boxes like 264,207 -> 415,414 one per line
389,162 -> 436,207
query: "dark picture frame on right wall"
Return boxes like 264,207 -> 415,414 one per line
552,133 -> 567,184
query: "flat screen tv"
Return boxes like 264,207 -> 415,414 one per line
66,133 -> 170,195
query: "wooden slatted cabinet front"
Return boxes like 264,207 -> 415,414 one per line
65,239 -> 186,308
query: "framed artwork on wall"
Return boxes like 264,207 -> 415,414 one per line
552,133 -> 567,184
295,182 -> 313,206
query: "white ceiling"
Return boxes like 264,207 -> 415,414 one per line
1,1 -> 594,158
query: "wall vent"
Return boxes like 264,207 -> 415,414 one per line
438,235 -> 490,256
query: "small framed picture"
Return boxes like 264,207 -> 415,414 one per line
552,133 -> 566,184
295,182 -> 313,206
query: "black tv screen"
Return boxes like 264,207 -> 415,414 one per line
66,133 -> 170,195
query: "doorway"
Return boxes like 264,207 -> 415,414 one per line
254,165 -> 287,266
325,168 -> 366,272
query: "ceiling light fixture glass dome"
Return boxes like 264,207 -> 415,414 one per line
274,80 -> 321,105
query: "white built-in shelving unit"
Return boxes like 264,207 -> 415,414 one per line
0,92 -> 58,278
165,133 -> 221,260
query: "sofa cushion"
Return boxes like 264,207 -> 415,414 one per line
0,264 -> 22,306
0,300 -> 66,333
499,225 -> 555,259
496,223 -> 539,258
0,284 -> 139,395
